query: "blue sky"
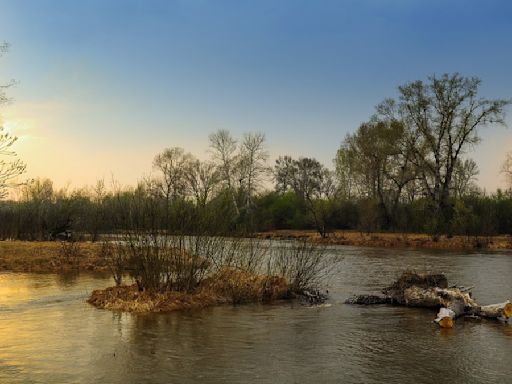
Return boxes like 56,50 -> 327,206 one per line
1,0 -> 511,190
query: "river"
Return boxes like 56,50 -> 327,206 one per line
1,245 -> 511,383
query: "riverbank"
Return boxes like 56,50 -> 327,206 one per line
256,230 -> 512,251
2,231 -> 511,274
0,241 -> 107,272
88,267 -> 290,312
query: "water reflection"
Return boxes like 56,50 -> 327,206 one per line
1,246 -> 512,383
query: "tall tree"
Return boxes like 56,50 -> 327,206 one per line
239,132 -> 268,209
376,73 -> 510,233
185,159 -> 219,207
336,120 -> 417,227
274,156 -> 336,237
209,129 -> 240,215
152,147 -> 194,204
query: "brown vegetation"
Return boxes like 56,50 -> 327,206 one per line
257,230 -> 512,251
0,241 -> 107,272
87,267 -> 291,312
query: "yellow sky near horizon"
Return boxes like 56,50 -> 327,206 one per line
1,101 -> 155,190
1,99 -> 512,195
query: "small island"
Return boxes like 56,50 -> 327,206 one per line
83,233 -> 332,313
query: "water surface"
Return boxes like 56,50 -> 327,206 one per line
1,246 -> 511,383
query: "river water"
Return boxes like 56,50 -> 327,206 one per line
1,245 -> 511,383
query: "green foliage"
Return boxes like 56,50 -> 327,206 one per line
2,185 -> 512,239
254,191 -> 307,230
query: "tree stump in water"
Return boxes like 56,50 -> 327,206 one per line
345,271 -> 511,328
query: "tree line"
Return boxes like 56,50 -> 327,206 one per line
1,72 -> 511,241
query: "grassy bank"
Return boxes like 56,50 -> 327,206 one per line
257,230 -> 512,251
0,241 -> 108,272
88,267 -> 290,312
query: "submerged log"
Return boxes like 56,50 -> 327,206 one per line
346,272 -> 511,328
345,294 -> 391,305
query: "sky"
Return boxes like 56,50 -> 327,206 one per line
0,0 -> 511,192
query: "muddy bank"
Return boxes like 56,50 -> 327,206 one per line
256,230 -> 512,251
0,241 -> 108,273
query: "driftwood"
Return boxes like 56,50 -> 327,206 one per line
346,271 -> 512,328
296,289 -> 329,305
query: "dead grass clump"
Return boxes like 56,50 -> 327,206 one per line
87,285 -> 222,312
203,267 -> 290,304
385,271 -> 448,291
88,267 -> 291,312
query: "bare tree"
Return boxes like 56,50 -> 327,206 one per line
239,132 -> 269,209
186,159 -> 219,207
152,147 -> 194,204
209,129 -> 240,214
0,42 -> 25,198
451,158 -> 479,197
88,179 -> 107,241
0,42 -> 15,105
0,126 -> 25,198
501,152 -> 512,189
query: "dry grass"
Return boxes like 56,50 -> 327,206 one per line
87,284 -> 222,312
383,271 -> 448,293
0,241 -> 108,273
257,230 -> 512,251
203,267 -> 290,304
88,267 -> 291,312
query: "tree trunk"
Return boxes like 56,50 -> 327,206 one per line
478,301 -> 512,322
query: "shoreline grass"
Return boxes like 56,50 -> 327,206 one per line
0,241 -> 108,273
256,230 -> 512,251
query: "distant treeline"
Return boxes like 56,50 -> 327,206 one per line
0,172 -> 511,242
1,73 -> 511,240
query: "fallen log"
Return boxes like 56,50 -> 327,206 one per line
478,301 -> 512,323
434,300 -> 512,327
346,271 -> 511,328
